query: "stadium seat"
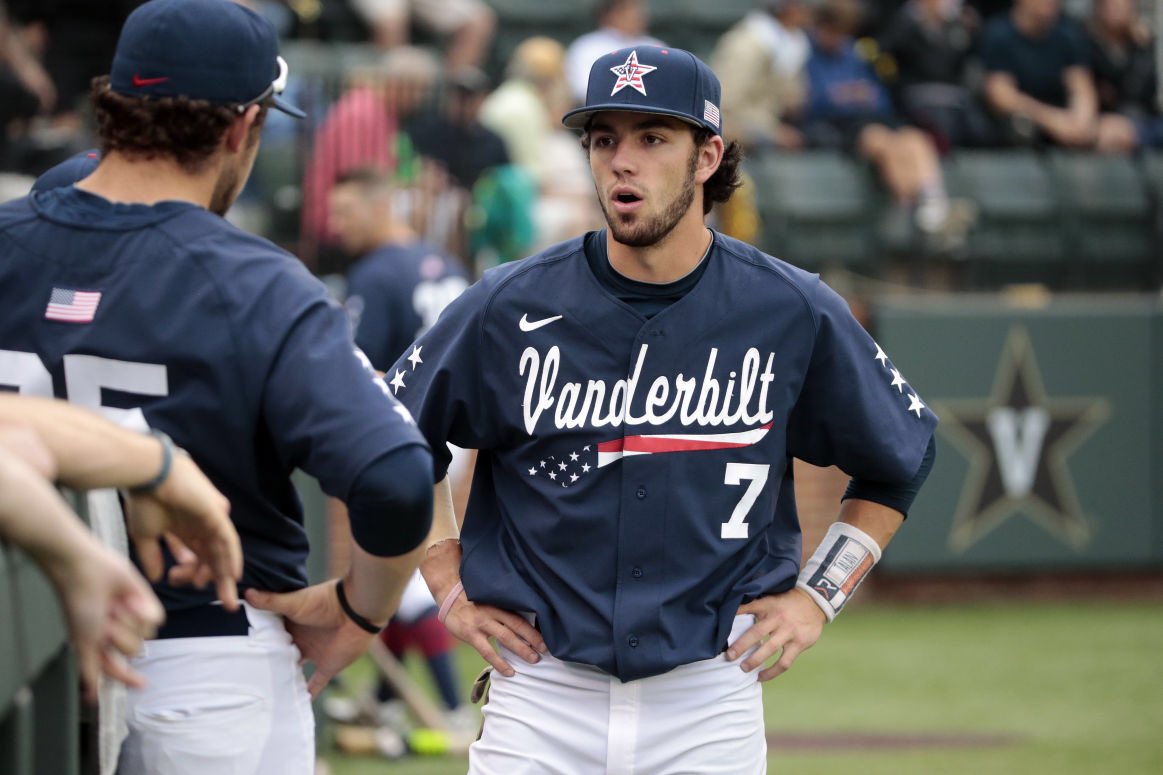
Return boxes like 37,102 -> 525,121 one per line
649,0 -> 754,60
1139,150 -> 1163,284
945,150 -> 1064,288
1047,151 -> 1153,289
748,149 -> 878,272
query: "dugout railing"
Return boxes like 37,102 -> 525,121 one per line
0,491 -> 83,775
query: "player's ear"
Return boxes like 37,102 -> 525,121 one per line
224,104 -> 263,153
694,134 -> 724,186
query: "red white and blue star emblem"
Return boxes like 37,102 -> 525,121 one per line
609,50 -> 657,96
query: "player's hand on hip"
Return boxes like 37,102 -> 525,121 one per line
125,453 -> 242,611
726,588 -> 826,681
245,581 -> 374,697
442,594 -> 547,678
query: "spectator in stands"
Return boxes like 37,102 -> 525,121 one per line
565,0 -> 664,105
800,0 -> 971,247
480,36 -> 600,249
979,0 -> 1122,149
408,66 -> 509,191
348,0 -> 495,70
302,45 -> 439,253
0,394 -> 240,703
711,0 -> 814,152
878,0 -> 995,151
0,1 -> 56,172
29,1 -> 142,116
1086,0 -> 1163,151
406,66 -> 513,259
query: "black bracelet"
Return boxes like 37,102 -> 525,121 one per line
130,429 -> 174,493
335,578 -> 383,634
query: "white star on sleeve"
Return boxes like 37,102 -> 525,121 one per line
389,369 -> 407,394
558,461 -> 567,471
569,473 -> 579,483
874,343 -> 889,367
407,345 -> 423,370
528,467 -> 537,476
907,393 -> 925,417
890,368 -> 907,393
581,463 -> 591,473
548,471 -> 557,480
569,451 -> 579,461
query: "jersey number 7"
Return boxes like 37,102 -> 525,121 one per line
721,462 -> 769,539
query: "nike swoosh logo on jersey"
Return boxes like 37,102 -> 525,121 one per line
132,74 -> 170,87
519,314 -> 563,332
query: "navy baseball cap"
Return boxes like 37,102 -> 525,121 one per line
562,45 -> 722,135
109,0 -> 305,119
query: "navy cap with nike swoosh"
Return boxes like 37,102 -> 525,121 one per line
109,0 -> 305,118
562,45 -> 722,136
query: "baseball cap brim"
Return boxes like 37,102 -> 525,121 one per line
562,103 -> 706,131
272,94 -> 306,119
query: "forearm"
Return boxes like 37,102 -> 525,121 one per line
342,541 -> 425,626
836,497 -> 905,551
1065,68 -> 1098,124
0,453 -> 100,586
795,498 -> 904,622
419,475 -> 463,605
0,396 -> 164,490
985,75 -> 1051,122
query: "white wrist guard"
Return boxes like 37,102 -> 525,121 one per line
796,522 -> 882,622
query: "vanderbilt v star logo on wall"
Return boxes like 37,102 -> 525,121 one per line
932,327 -> 1109,552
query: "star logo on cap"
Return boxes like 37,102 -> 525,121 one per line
609,50 -> 657,96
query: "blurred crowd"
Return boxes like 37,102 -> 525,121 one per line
2,0 -> 1160,277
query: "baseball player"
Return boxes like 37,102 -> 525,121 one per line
0,2 -> 433,773
392,45 -> 937,773
328,166 -> 469,373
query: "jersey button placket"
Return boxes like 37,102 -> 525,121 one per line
627,635 -> 639,648
635,486 -> 647,499
631,567 -> 643,579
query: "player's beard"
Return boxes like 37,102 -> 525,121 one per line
208,126 -> 262,216
208,162 -> 242,217
600,148 -> 698,248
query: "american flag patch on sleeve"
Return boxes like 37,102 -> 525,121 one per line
703,100 -> 720,129
45,288 -> 102,323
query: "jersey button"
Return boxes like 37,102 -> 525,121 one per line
628,635 -> 639,648
631,567 -> 643,579
636,486 -> 647,499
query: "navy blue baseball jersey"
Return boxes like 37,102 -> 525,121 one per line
345,242 -> 468,371
0,187 -> 427,611
389,230 -> 937,681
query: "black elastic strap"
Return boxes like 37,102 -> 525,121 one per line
335,578 -> 383,634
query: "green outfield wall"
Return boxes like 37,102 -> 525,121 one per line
875,294 -> 1163,572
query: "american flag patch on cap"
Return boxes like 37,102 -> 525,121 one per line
703,100 -> 720,129
45,288 -> 101,323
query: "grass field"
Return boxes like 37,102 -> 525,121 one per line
321,600 -> 1163,775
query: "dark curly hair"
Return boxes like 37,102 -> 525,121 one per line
580,122 -> 744,214
692,127 -> 744,215
90,75 -> 268,174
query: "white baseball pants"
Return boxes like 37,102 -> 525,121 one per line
115,603 -> 314,775
469,614 -> 766,775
